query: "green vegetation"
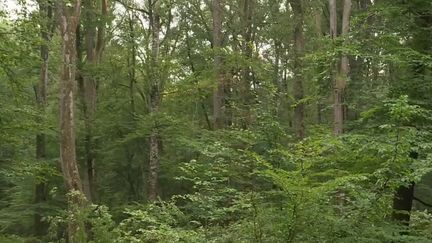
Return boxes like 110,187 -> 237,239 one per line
0,0 -> 431,242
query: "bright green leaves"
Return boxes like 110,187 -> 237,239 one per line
386,95 -> 422,124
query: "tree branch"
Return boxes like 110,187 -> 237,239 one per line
414,196 -> 432,208
115,0 -> 149,15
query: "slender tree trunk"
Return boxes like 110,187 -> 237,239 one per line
314,6 -> 323,124
289,0 -> 305,139
185,32 -> 212,130
127,13 -> 136,113
81,0 -> 97,202
329,0 -> 352,210
333,0 -> 352,135
329,0 -> 340,135
148,0 -> 162,202
58,1 -> 86,241
34,0 -> 54,236
81,0 -> 109,202
240,0 -> 254,129
212,0 -> 225,129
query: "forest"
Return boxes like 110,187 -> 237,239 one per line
0,0 -> 432,242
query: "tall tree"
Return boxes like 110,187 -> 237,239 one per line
58,0 -> 86,241
148,0 -> 162,201
239,0 -> 254,129
212,0 -> 225,129
80,0 -> 109,202
330,0 -> 352,135
391,0 -> 432,226
34,0 -> 54,236
289,0 -> 305,139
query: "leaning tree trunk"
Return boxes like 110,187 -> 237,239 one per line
34,0 -> 54,236
289,0 -> 305,139
58,0 -> 86,241
212,0 -> 225,129
148,0 -> 162,202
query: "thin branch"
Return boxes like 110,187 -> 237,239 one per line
115,0 -> 150,15
414,196 -> 432,208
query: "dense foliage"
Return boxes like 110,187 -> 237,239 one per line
0,0 -> 431,242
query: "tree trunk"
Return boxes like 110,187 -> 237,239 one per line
333,0 -> 352,135
58,1 -> 86,241
391,9 -> 432,226
240,0 -> 254,129
34,0 -> 54,236
314,6 -> 323,124
185,32 -> 212,130
127,13 -> 136,113
81,0 -> 109,202
392,182 -> 415,226
148,0 -> 162,202
329,0 -> 340,134
289,0 -> 305,139
212,0 -> 225,129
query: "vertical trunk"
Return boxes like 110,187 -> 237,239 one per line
148,0 -> 162,202
240,0 -> 254,129
95,0 -> 108,61
329,0 -> 337,39
333,0 -> 352,135
81,0 -> 109,202
212,0 -> 225,129
81,0 -> 96,202
329,0 -> 352,210
329,0 -> 351,135
185,33 -> 212,130
339,0 -> 351,124
35,1 -> 53,235
392,182 -> 415,226
58,1 -> 86,241
329,0 -> 341,135
314,6 -> 323,124
127,13 -> 136,113
289,0 -> 305,139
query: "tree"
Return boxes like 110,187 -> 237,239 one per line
331,0 -> 352,135
148,0 -> 162,202
58,0 -> 86,241
80,0 -> 109,202
212,0 -> 225,129
34,0 -> 55,236
289,0 -> 305,139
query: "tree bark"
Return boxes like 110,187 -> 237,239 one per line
127,13 -> 136,113
314,6 -> 324,124
329,0 -> 340,134
34,0 -> 54,236
81,0 -> 109,202
148,0 -> 162,202
392,182 -> 415,226
333,0 -> 352,135
289,0 -> 305,139
58,1 -> 86,241
240,0 -> 254,129
212,0 -> 225,129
